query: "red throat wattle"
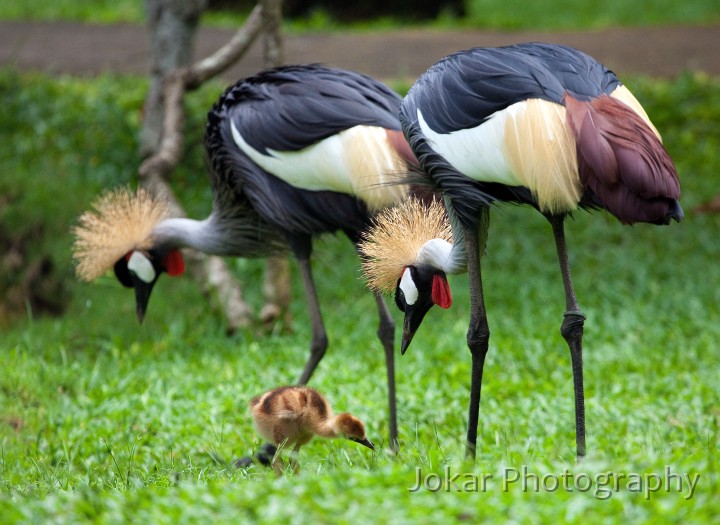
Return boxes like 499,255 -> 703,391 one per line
431,274 -> 452,309
164,250 -> 185,276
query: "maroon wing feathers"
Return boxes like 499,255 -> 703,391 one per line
564,93 -> 680,224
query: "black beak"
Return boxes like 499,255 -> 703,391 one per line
401,316 -> 416,355
132,277 -> 156,324
401,302 -> 434,355
350,437 -> 375,450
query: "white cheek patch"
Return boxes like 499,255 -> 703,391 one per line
127,251 -> 156,284
399,268 -> 419,306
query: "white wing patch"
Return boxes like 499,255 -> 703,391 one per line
231,122 -> 406,210
417,100 -> 581,214
417,106 -> 523,186
503,99 -> 580,213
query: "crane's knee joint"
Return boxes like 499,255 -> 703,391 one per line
377,318 -> 394,341
467,327 -> 490,355
561,311 -> 586,339
310,335 -> 328,358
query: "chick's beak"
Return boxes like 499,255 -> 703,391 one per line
350,437 -> 375,450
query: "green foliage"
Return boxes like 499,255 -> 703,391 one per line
1,0 -> 719,29
1,70 -> 719,522
282,0 -> 720,31
0,71 -> 144,321
465,0 -> 720,30
0,69 -> 230,319
0,0 -> 144,23
625,73 -> 720,206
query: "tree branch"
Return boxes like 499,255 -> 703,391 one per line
187,4 -> 265,88
138,2 -> 279,332
258,0 -> 293,329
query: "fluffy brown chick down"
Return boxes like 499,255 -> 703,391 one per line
249,386 -> 373,450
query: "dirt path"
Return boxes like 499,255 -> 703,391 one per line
1,21 -> 718,82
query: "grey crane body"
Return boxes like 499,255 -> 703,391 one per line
81,64 -> 423,452
393,43 -> 682,459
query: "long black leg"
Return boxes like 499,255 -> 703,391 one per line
547,214 -> 587,459
463,207 -> 491,460
295,254 -> 329,385
373,292 -> 398,452
285,234 -> 329,385
238,236 -> 327,470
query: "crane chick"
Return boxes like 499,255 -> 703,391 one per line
249,386 -> 374,471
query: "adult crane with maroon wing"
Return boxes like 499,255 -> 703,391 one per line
361,43 -> 682,459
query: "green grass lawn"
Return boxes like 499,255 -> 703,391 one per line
1,70 -> 719,522
2,0 -> 719,30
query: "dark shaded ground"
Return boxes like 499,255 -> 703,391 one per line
1,21 -> 719,82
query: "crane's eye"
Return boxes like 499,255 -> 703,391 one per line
114,256 -> 133,288
395,287 -> 406,312
127,251 -> 156,283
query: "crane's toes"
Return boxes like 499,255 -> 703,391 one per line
257,443 -> 278,466
233,443 -> 278,469
233,456 -> 253,469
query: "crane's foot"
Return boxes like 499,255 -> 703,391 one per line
233,443 -> 278,469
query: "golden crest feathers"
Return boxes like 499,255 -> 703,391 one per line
359,197 -> 452,293
72,187 -> 170,281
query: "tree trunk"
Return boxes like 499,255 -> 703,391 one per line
138,1 -> 291,332
259,0 -> 293,328
141,0 -> 208,157
139,0 -> 254,331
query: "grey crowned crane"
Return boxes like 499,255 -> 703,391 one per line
73,64 -> 421,450
360,43 -> 682,460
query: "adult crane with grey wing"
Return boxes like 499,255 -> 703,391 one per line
74,64 -> 420,450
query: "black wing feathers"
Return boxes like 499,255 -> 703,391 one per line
220,64 -> 402,153
205,64 -> 404,237
404,43 -> 620,135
